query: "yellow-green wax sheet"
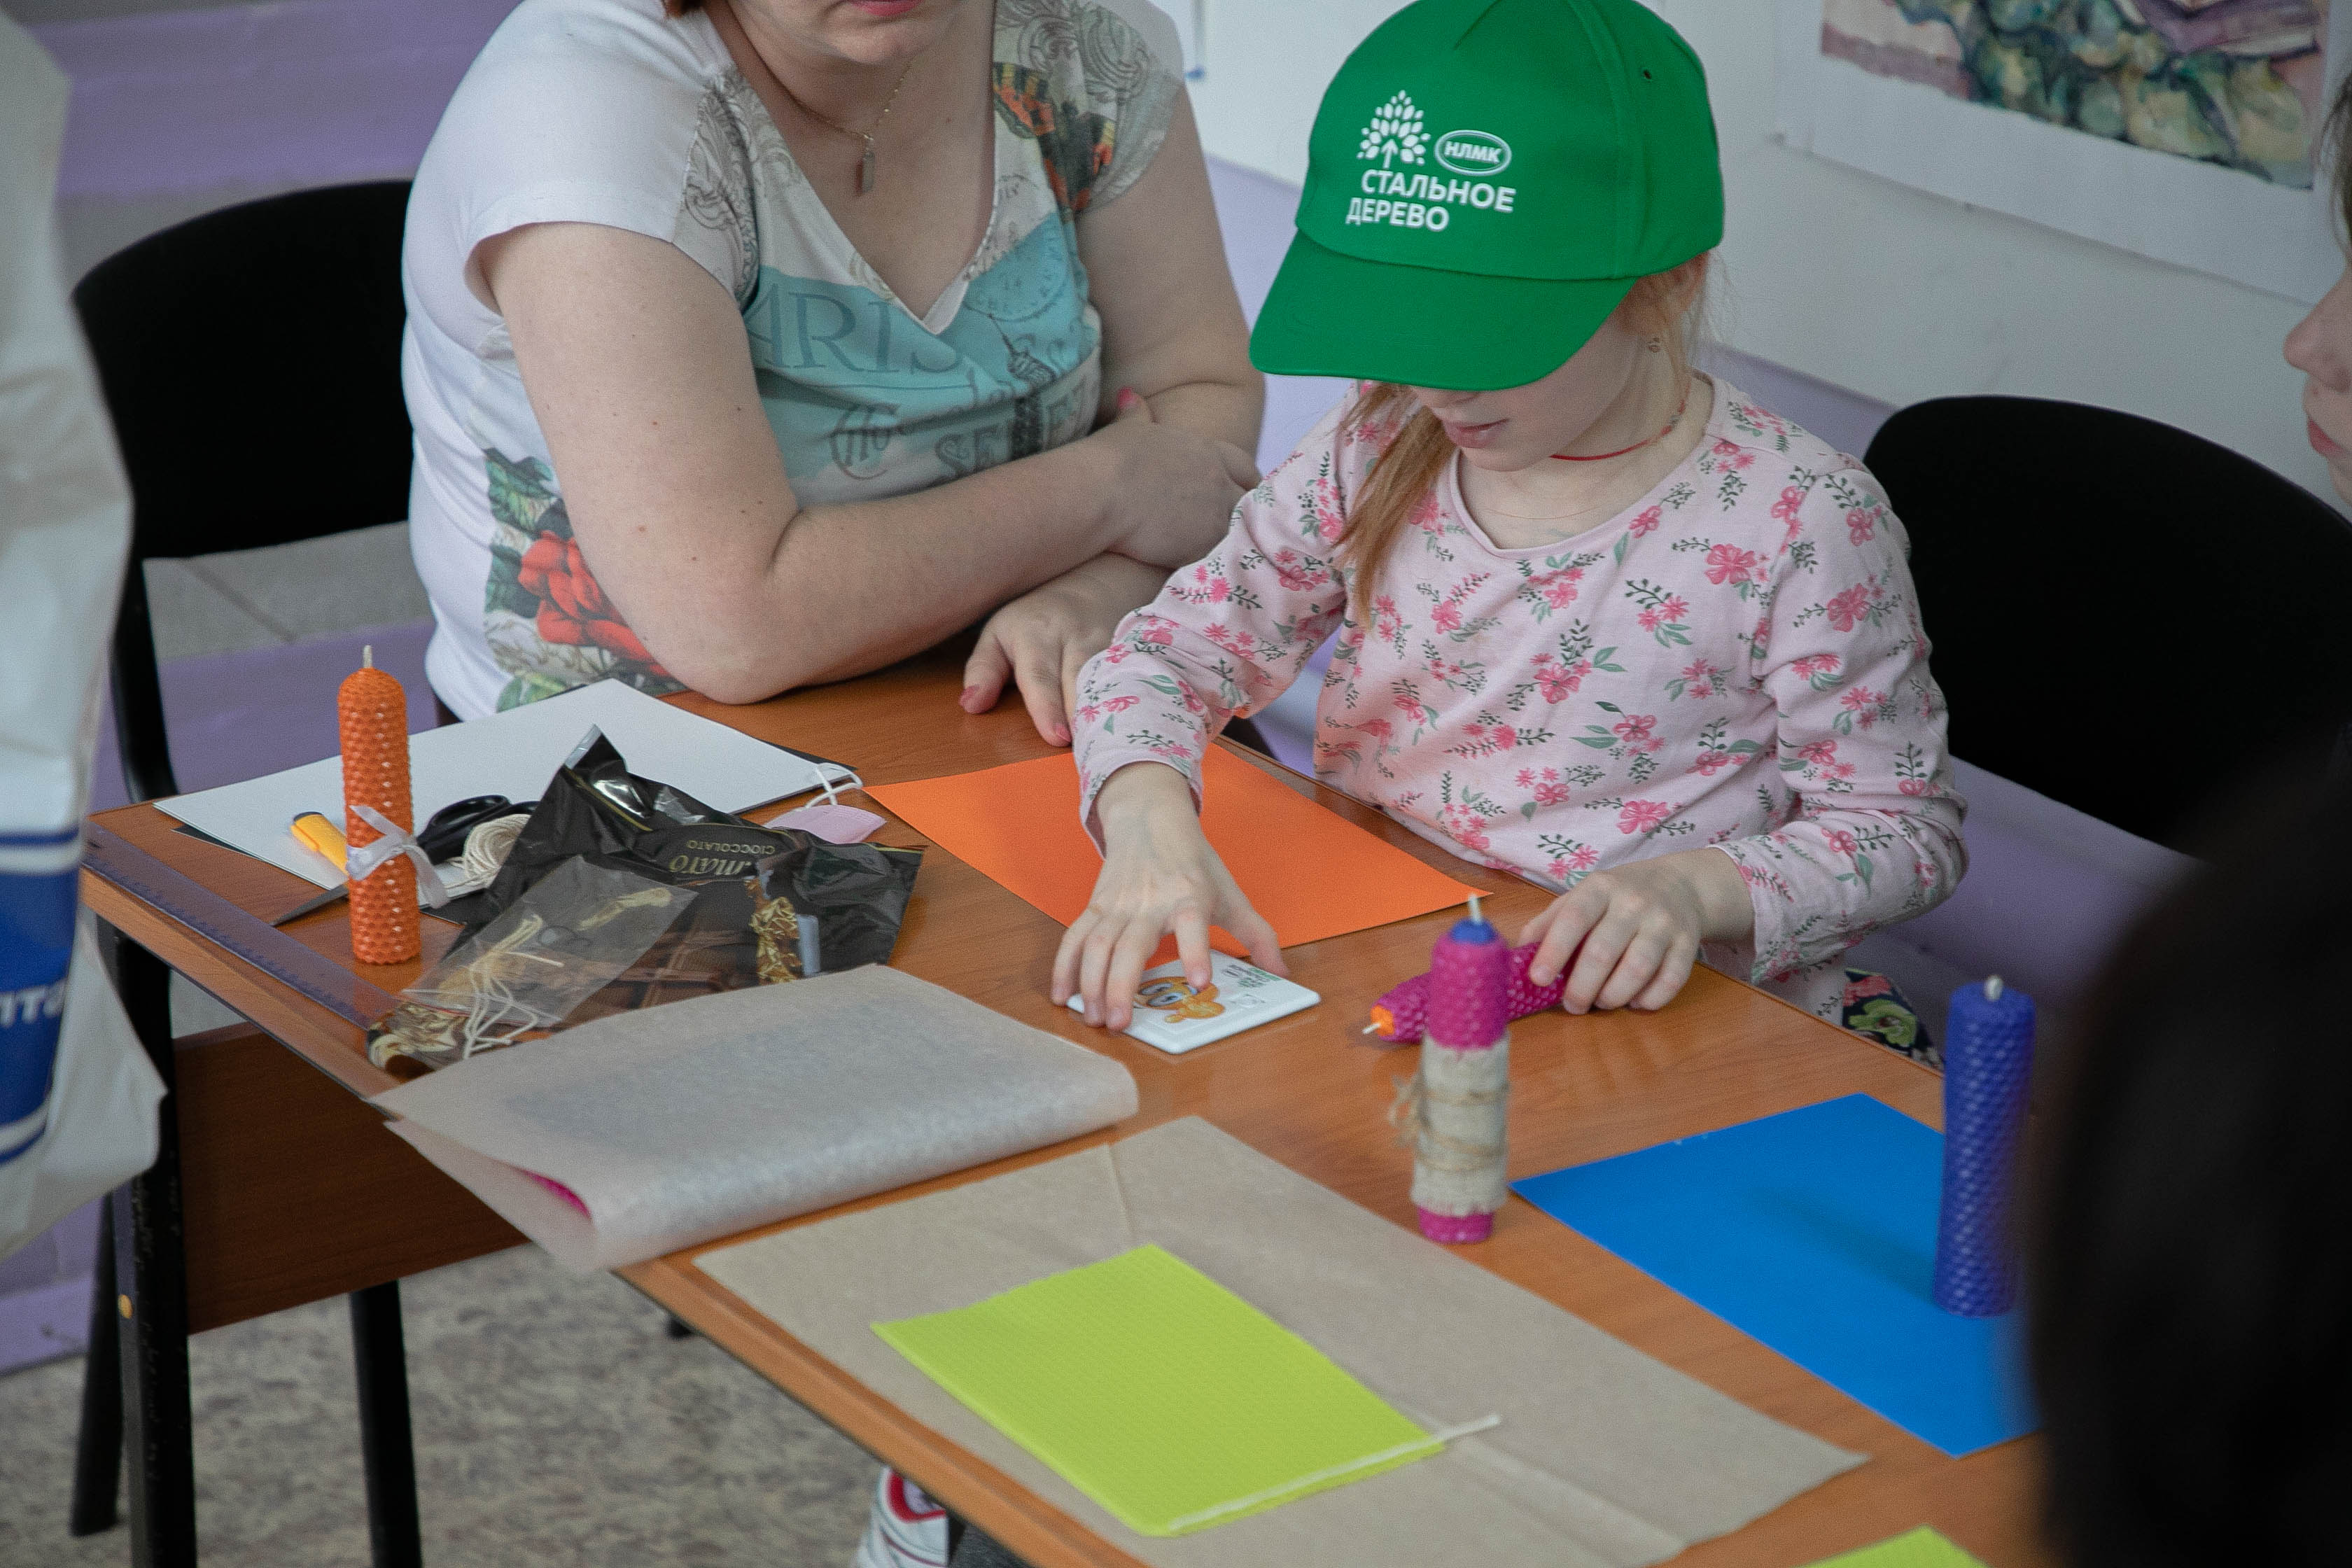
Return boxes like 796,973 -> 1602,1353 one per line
1806,1527 -> 1989,1568
873,1244 -> 1443,1536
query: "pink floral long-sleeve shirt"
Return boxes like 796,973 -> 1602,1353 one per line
1072,382 -> 1966,1023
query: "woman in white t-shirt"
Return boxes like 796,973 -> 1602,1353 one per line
408,4 -> 1247,1561
402,0 -> 1260,739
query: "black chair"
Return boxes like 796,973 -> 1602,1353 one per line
92,180 -> 419,806
69,181 -> 421,1568
1863,396 -> 2352,853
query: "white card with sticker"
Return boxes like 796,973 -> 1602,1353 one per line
1067,951 -> 1320,1055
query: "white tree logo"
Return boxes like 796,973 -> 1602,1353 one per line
1359,91 -> 1427,167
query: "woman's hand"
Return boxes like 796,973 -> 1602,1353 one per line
961,553 -> 1170,745
1521,848 -> 1754,1015
1052,764 -> 1285,1030
1091,388 -> 1260,570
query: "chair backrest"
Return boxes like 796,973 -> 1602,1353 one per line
75,181 -> 414,802
1865,395 -> 2352,851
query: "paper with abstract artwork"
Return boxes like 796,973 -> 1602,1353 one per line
1776,0 -> 2349,302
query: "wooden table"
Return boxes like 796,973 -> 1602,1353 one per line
84,649 -> 2049,1568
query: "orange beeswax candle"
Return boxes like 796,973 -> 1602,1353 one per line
340,646 -> 418,964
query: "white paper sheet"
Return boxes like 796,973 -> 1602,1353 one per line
1065,953 -> 1320,1054
153,680 -> 854,888
374,967 -> 1140,1271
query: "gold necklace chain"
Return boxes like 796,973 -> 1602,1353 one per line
767,55 -> 917,196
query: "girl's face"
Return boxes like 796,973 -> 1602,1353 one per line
1405,286 -> 1676,474
734,0 -> 966,65
2286,264 -> 2352,505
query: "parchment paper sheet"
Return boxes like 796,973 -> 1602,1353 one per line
697,1118 -> 1865,1568
372,967 -> 1138,1271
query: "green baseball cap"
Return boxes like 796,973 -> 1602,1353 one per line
1250,0 -> 1723,391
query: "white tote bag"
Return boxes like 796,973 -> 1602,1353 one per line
0,17 -> 165,1260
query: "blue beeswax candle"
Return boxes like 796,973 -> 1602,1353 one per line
1933,976 -> 2036,1317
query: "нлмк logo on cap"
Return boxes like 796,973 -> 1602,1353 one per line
1345,90 -> 1520,232
1433,130 -> 1511,176
1358,92 -> 1511,179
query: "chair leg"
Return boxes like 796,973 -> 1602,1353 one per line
350,1282 -> 422,1568
69,1198 -> 123,1536
111,935 -> 197,1568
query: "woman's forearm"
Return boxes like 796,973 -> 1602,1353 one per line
729,371 -> 1256,698
490,186 -> 1259,707
719,438 -> 1126,697
1142,374 -> 1263,468
697,379 -> 1258,700
737,79 -> 1264,703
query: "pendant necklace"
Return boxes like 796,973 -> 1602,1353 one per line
769,57 -> 916,195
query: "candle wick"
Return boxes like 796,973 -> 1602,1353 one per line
362,645 -> 374,670
1468,894 -> 1484,925
1984,976 -> 2004,1000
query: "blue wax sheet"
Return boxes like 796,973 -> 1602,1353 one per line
1511,1094 -> 2036,1456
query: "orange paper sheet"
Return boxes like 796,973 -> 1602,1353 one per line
869,749 -> 1480,962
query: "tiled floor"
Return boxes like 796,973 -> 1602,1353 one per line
140,523 -> 429,663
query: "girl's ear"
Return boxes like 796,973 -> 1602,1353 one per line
1616,252 -> 1710,339
1661,251 -> 1711,317
1612,278 -> 1668,338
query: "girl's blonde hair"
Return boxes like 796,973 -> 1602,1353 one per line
1336,255 -> 1712,624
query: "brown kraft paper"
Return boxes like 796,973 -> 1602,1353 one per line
696,1116 -> 1865,1568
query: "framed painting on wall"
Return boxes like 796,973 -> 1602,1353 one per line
1774,0 -> 2352,303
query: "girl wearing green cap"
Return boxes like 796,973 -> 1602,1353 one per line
1052,0 -> 1963,1046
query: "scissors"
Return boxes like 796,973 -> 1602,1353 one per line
271,795 -> 530,925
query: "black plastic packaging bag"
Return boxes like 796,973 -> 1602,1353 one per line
436,727 -> 920,1028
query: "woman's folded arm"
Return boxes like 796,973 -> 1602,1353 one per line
483,216 -> 1256,704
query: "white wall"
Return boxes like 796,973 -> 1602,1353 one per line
1189,0 -> 2336,503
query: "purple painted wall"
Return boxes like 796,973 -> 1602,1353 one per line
34,0 -> 518,202
0,1199 -> 102,1372
88,620 -> 437,814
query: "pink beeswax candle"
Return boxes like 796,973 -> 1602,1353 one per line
1408,899 -> 1513,1244
1368,939 -> 1564,1044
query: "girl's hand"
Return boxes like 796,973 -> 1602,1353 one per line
961,554 -> 1170,746
1521,848 -> 1754,1015
1091,388 -> 1260,570
1052,763 -> 1285,1030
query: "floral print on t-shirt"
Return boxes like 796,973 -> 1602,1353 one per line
1070,382 -> 1968,1023
480,451 -> 676,706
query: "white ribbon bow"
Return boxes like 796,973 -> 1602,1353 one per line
344,804 -> 451,907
